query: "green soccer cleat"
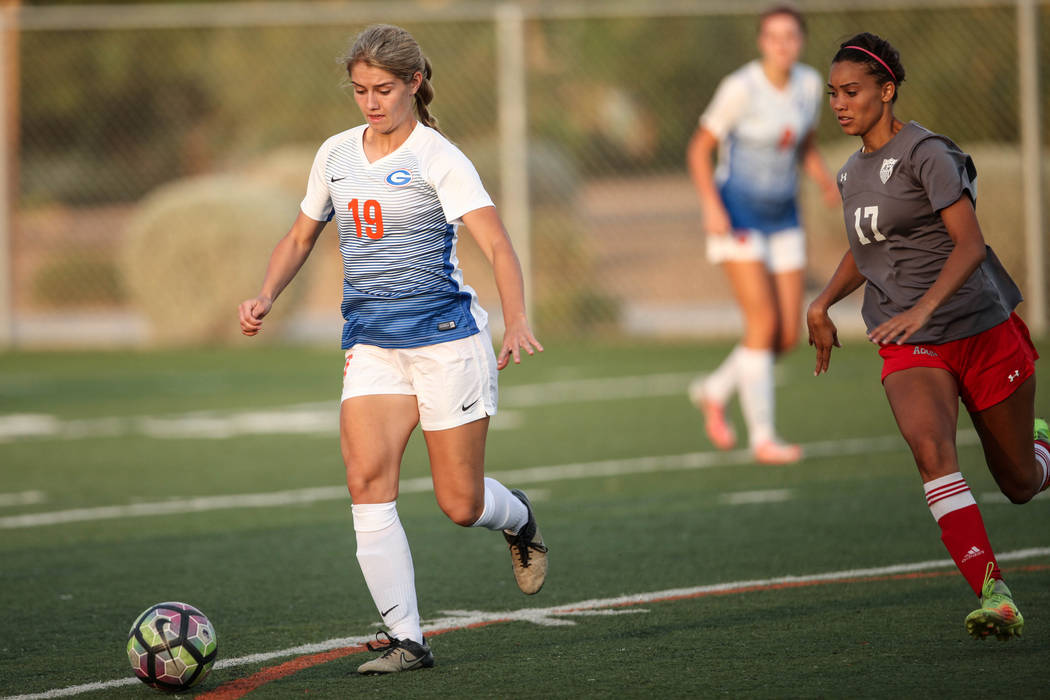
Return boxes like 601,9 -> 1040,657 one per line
1034,417 -> 1049,443
964,562 -> 1024,641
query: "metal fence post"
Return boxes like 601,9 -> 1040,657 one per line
0,2 -> 17,348
495,3 -> 531,328
1018,0 -> 1045,335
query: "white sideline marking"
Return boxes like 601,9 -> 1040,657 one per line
720,489 -> 792,505
501,371 -> 697,407
0,432 -> 926,530
981,490 -> 1050,504
0,490 -> 46,507
6,546 -> 1048,700
0,370 -> 700,444
0,407 -> 521,444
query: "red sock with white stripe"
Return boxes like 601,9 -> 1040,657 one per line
1035,440 -> 1050,492
924,472 -> 1001,597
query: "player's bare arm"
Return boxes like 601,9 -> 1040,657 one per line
800,130 -> 839,207
866,195 -> 986,346
807,248 -> 866,375
460,206 -> 543,369
238,212 -> 326,336
686,127 -> 732,235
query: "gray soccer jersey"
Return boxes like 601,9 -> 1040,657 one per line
836,121 -> 1021,344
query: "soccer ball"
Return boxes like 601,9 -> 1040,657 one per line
126,602 -> 218,692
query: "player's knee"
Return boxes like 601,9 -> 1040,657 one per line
907,435 -> 956,478
997,475 -> 1036,505
345,465 -> 391,503
775,328 -> 800,354
742,312 -> 778,348
1003,488 -> 1034,505
439,497 -> 484,527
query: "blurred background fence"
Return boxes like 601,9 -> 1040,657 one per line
0,0 -> 1046,347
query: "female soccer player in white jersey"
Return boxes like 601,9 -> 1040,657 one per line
686,4 -> 838,465
809,32 -> 1050,640
238,24 -> 548,674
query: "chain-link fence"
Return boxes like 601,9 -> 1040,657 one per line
1,0 -> 1047,346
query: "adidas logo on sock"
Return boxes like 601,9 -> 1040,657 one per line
961,545 -> 985,563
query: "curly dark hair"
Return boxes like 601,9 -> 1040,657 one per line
832,32 -> 906,102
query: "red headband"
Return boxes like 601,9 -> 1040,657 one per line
843,45 -> 897,82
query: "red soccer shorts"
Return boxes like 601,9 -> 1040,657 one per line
879,313 -> 1038,412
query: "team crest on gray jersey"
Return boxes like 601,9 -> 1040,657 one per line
879,157 -> 898,184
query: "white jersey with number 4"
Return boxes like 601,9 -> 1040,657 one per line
700,60 -> 823,233
300,122 -> 494,349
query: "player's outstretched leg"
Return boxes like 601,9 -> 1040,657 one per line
689,376 -> 737,450
357,631 -> 435,675
466,477 -> 548,594
965,562 -> 1024,641
689,370 -> 738,451
737,346 -> 801,464
503,489 -> 549,594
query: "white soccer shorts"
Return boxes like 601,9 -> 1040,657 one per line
340,328 -> 499,431
705,226 -> 806,273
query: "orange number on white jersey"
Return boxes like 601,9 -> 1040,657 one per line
349,198 -> 384,240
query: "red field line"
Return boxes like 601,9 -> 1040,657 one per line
199,565 -> 1049,699
197,620 -> 505,700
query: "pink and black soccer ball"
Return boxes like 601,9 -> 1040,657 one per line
126,602 -> 218,692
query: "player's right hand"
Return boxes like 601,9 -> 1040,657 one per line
806,303 -> 840,376
238,296 -> 272,336
703,202 -> 732,237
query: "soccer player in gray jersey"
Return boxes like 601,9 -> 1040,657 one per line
807,32 -> 1050,641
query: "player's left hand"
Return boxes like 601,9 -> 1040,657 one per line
867,305 -> 932,346
806,303 -> 840,376
498,316 -> 543,370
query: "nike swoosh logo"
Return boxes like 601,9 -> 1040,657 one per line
400,651 -> 423,667
330,176 -> 345,182
380,605 -> 398,617
461,399 -> 480,412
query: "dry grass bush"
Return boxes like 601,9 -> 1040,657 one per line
121,175 -> 300,345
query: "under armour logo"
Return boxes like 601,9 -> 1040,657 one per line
1008,370 -> 1021,382
839,171 -> 847,183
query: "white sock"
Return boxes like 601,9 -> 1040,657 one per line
1035,441 -> 1050,492
737,346 -> 775,446
471,477 -> 528,534
923,472 -> 976,521
351,502 -> 422,644
703,345 -> 744,405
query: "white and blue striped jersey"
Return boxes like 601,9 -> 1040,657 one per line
701,60 -> 823,234
300,123 -> 493,349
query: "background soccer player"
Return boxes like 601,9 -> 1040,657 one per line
808,31 -> 1050,640
686,4 -> 838,464
238,24 -> 548,673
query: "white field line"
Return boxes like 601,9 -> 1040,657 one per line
0,406 -> 521,443
0,490 -> 46,507
981,490 -> 1050,504
5,546 -> 1049,700
0,432 -> 925,530
0,371 -> 698,444
500,371 -> 697,407
719,489 -> 792,505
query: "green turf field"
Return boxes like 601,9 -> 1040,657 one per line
2,339 -> 1049,698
